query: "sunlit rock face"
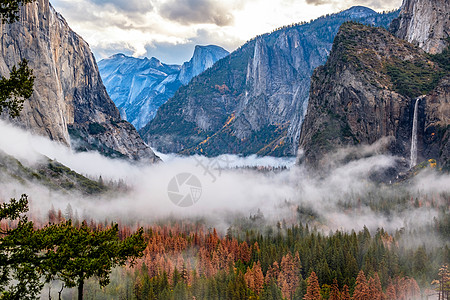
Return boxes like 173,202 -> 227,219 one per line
0,0 -> 158,162
390,0 -> 450,54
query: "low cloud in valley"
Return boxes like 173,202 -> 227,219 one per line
0,120 -> 447,240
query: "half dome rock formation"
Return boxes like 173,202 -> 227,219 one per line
97,45 -> 229,130
178,45 -> 230,85
0,0 -> 158,162
390,0 -> 450,54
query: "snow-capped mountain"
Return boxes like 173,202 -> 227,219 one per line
98,46 -> 229,130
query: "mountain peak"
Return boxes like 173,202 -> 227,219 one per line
110,53 -> 127,59
178,45 -> 229,85
98,44 -> 228,130
340,6 -> 377,18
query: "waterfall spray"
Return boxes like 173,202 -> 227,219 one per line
410,96 -> 425,169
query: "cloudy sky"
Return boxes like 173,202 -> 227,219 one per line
51,0 -> 402,64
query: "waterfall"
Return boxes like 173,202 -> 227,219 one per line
410,96 -> 425,168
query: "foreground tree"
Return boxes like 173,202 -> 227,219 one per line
1,0 -> 35,23
39,221 -> 146,300
0,59 -> 34,117
0,195 -> 43,299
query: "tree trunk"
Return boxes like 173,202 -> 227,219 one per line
58,283 -> 64,300
78,280 -> 84,300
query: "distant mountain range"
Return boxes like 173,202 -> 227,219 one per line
98,45 -> 229,130
140,6 -> 399,157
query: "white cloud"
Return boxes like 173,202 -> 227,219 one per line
1,120 -> 447,236
50,0 -> 402,64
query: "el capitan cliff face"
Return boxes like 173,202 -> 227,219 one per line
0,0 -> 158,162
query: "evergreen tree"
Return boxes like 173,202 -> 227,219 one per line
0,0 -> 35,118
65,203 -> 74,220
0,195 -> 43,299
304,271 -> 321,300
353,270 -> 370,300
0,59 -> 34,117
261,279 -> 283,300
38,221 -> 146,300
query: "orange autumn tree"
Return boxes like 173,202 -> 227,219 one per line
353,270 -> 370,300
265,261 -> 280,284
386,278 -> 396,300
329,278 -> 340,300
432,264 -> 450,300
244,261 -> 264,295
341,284 -> 351,300
304,271 -> 321,300
368,273 -> 384,300
278,252 -> 301,299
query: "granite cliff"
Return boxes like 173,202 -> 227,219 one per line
298,21 -> 449,170
0,0 -> 158,162
390,0 -> 449,54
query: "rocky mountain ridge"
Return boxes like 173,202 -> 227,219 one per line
98,45 -> 229,130
140,7 -> 398,157
0,0 -> 158,162
298,21 -> 449,171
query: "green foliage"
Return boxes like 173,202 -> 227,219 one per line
0,1 -> 36,118
0,194 -> 146,300
0,195 -> 43,299
430,40 -> 450,72
386,58 -> 444,98
0,151 -> 107,195
87,122 -> 107,135
0,0 -> 35,23
0,59 -> 35,118
38,221 -> 146,299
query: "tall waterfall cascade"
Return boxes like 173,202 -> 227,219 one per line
410,95 -> 426,168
